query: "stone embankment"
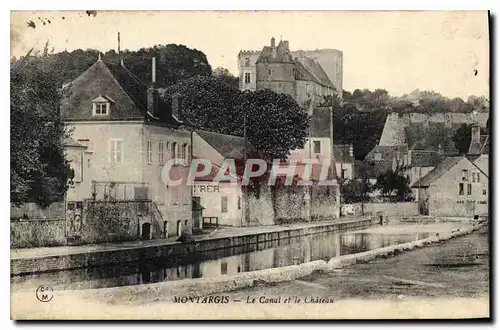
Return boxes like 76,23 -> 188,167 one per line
78,222 -> 486,303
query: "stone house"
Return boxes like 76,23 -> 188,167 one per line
288,107 -> 336,182
407,150 -> 446,201
192,130 -> 258,227
412,156 -> 488,217
363,145 -> 410,183
61,55 -> 193,241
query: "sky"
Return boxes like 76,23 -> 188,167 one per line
10,10 -> 489,99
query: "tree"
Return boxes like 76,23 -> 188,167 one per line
321,92 -> 387,159
11,55 -> 74,207
452,123 -> 473,155
375,165 -> 413,202
213,67 -> 239,89
341,179 -> 373,204
163,76 -> 309,160
11,44 -> 213,89
237,89 -> 310,159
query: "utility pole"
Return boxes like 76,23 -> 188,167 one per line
242,115 -> 248,227
308,102 -> 313,222
339,147 -> 343,218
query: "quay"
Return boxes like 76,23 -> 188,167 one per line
11,217 -> 378,275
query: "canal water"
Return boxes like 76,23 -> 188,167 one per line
11,229 -> 432,292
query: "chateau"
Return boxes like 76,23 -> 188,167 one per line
237,38 -> 343,106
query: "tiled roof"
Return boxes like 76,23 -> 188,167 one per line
191,156 -> 242,182
295,56 -> 334,88
196,130 -> 258,160
480,135 -> 490,155
256,42 -> 294,64
410,151 -> 446,167
364,145 -> 409,178
61,59 -> 177,123
412,156 -> 464,187
104,61 -> 149,111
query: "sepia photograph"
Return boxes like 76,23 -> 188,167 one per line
9,10 -> 490,320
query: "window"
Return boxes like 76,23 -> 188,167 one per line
158,142 -> 164,165
459,183 -> 464,195
483,189 -> 487,195
374,153 -> 382,161
467,183 -> 472,195
171,142 -> 177,159
183,144 -> 190,162
110,139 -> 122,164
95,103 -> 107,115
221,196 -> 228,213
313,141 -> 321,154
237,196 -> 241,210
221,261 -> 228,275
147,140 -> 152,164
180,143 -> 189,161
462,170 -> 469,181
245,57 -> 250,66
472,172 -> 480,183
77,139 -> 90,148
244,72 -> 251,84
268,69 -> 272,76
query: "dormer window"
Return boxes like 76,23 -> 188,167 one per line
95,103 -> 108,115
92,95 -> 114,116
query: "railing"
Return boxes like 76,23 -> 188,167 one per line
202,217 -> 219,228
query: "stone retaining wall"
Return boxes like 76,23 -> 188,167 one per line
72,222 -> 485,303
11,218 -> 377,275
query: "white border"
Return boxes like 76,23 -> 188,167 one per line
3,1 -> 498,329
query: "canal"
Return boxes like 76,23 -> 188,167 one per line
11,226 -> 433,293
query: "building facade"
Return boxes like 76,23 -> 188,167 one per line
238,38 -> 343,104
412,156 -> 488,217
61,56 -> 193,239
191,130 -> 255,227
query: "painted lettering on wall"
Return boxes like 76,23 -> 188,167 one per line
193,185 -> 220,193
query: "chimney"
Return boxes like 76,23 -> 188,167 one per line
471,124 -> 481,144
349,144 -> 354,157
172,93 -> 182,122
152,57 -> 156,86
147,57 -> 159,117
147,88 -> 159,118
271,37 -> 275,47
117,32 -> 121,60
282,40 -> 289,50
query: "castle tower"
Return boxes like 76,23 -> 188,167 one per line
255,38 -> 296,99
237,50 -> 260,91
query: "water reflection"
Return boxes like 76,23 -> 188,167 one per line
11,232 -> 430,292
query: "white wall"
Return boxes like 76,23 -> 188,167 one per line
288,137 -> 332,166
192,182 -> 243,226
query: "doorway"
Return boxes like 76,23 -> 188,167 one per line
163,221 -> 169,238
141,223 -> 151,240
177,220 -> 182,237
